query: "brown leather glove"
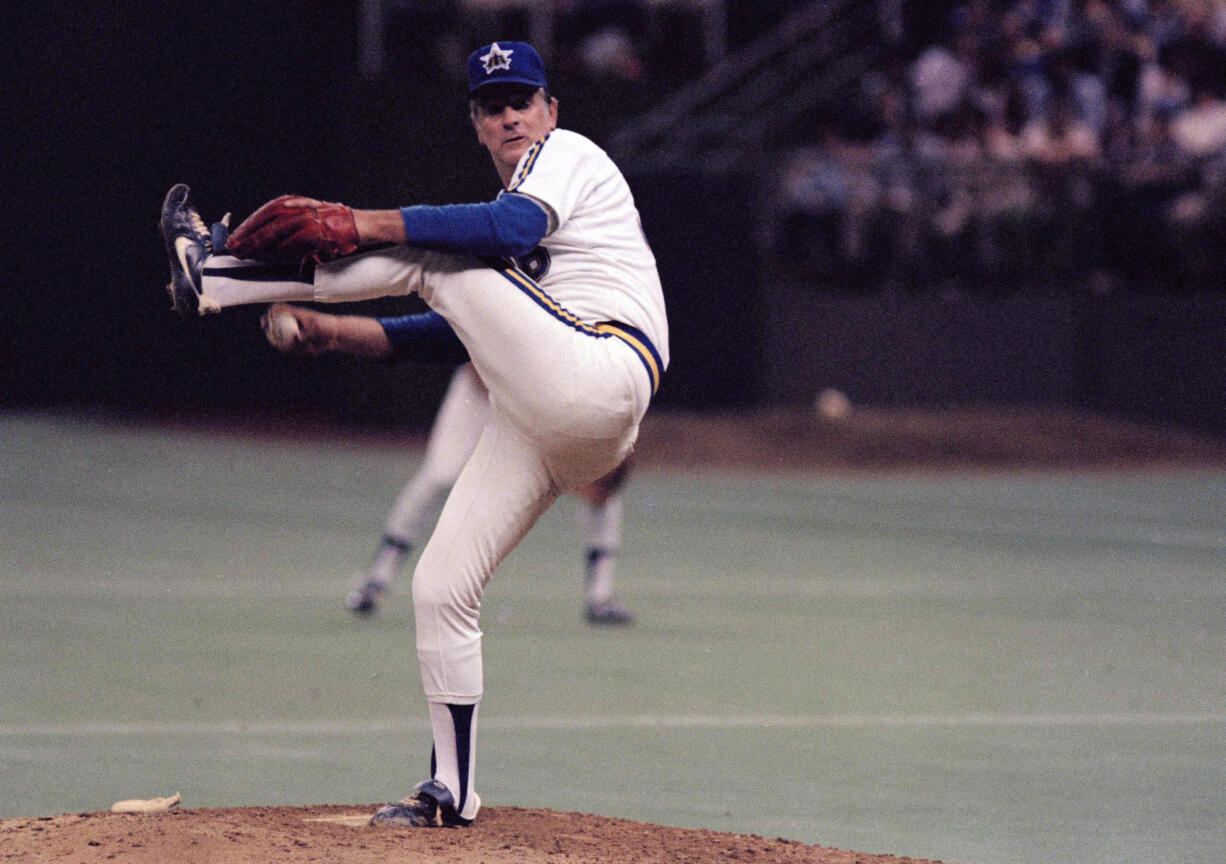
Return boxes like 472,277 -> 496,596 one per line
227,195 -> 359,265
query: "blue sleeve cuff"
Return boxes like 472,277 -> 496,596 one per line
378,311 -> 470,364
399,194 -> 548,258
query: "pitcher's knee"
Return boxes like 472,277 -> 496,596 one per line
412,568 -> 480,632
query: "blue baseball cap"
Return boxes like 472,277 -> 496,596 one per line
467,41 -> 548,95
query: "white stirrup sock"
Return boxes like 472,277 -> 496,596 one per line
581,493 -> 622,605
428,701 -> 480,821
201,255 -> 315,308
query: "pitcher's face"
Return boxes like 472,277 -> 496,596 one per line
471,85 -> 558,183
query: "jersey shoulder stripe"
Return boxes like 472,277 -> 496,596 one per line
508,133 -> 550,191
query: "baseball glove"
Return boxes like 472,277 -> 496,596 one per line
227,195 -> 359,265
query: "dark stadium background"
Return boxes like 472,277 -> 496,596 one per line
8,1 -> 1225,434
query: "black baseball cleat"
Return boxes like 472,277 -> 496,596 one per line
159,183 -> 219,316
585,599 -> 634,626
370,779 -> 476,828
210,212 -> 232,253
344,578 -> 386,616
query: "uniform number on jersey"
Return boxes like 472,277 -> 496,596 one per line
514,246 -> 551,281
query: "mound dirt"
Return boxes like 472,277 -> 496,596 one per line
0,804 -> 949,864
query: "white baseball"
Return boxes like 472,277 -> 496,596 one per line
815,387 -> 851,419
265,309 -> 301,350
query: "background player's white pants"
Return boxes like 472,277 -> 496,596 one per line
580,493 -> 622,604
207,247 -> 652,703
384,364 -> 489,545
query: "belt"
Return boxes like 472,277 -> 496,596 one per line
482,258 -> 663,394
595,321 -> 663,395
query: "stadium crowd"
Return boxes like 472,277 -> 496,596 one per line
778,0 -> 1226,294
382,0 -> 779,83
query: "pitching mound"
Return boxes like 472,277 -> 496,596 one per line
1,805 -> 945,864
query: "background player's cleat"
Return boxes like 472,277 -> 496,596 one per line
370,779 -> 475,827
585,599 -> 634,626
159,183 -> 219,316
344,577 -> 386,615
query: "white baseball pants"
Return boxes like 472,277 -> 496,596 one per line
383,363 -> 489,547
204,248 -> 653,703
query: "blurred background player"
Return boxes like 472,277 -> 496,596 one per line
261,306 -> 635,625
346,362 -> 634,626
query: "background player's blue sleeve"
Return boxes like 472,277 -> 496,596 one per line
399,193 -> 548,258
378,311 -> 470,364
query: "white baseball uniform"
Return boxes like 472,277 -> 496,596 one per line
361,360 -> 627,612
198,127 -> 667,819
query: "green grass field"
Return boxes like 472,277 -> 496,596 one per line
2,412 -> 1223,864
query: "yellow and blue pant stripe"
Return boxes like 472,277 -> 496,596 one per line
488,261 -> 662,394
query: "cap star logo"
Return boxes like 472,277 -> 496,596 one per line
480,42 -> 514,74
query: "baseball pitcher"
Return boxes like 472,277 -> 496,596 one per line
158,41 -> 667,828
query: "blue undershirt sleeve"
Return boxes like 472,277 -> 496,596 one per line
378,311 -> 470,364
399,193 -> 548,258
